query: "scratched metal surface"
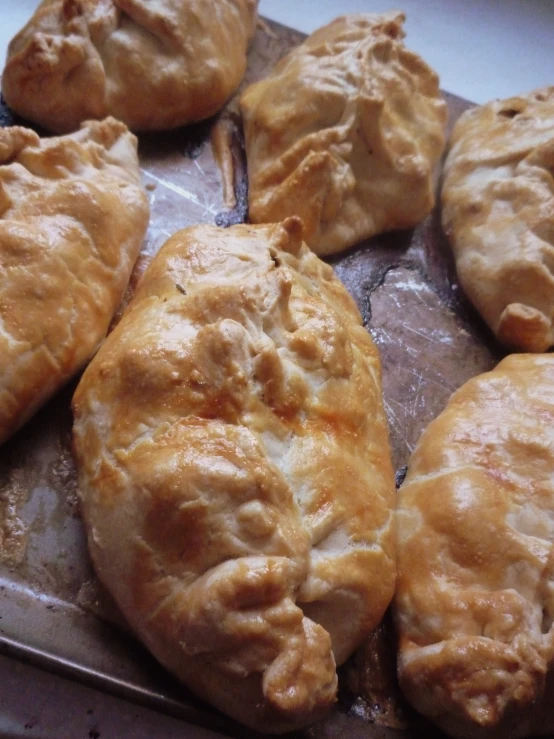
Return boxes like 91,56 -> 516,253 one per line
0,16 -> 506,739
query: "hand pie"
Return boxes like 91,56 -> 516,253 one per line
0,118 -> 149,446
395,354 -> 554,739
71,217 -> 396,732
441,86 -> 554,352
2,0 -> 259,133
240,12 -> 447,256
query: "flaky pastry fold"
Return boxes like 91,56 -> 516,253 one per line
72,217 -> 396,732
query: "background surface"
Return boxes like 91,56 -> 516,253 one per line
0,0 -> 553,737
2,0 -> 554,102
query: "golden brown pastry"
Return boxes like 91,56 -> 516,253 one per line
2,0 -> 258,133
441,86 -> 554,352
0,117 -> 149,446
240,12 -> 447,256
71,217 -> 396,732
395,354 -> 554,739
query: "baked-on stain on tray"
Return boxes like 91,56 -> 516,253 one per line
0,17 -> 505,739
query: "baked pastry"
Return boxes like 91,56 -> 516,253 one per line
240,12 -> 447,256
2,0 -> 259,133
71,217 -> 396,732
0,117 -> 149,446
395,354 -> 554,739
441,86 -> 554,352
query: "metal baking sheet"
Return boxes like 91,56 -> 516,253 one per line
0,17 -> 504,739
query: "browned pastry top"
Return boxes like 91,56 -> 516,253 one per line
395,353 -> 554,739
2,0 -> 258,133
72,217 -> 396,732
0,117 -> 149,445
240,12 -> 447,256
441,86 -> 554,352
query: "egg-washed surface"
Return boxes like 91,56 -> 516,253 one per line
72,218 -> 396,732
441,86 -> 554,352
240,12 -> 447,256
0,117 -> 149,446
2,0 -> 258,133
0,16 -> 505,739
395,354 -> 554,739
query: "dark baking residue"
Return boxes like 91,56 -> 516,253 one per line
395,466 -> 408,489
214,113 -> 249,228
180,118 -> 215,160
215,171 -> 248,227
0,95 -> 17,128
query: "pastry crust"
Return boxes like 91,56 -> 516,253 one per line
0,117 -> 149,445
71,217 -> 396,732
395,354 -> 554,739
2,0 -> 258,133
240,12 -> 447,256
441,86 -> 554,352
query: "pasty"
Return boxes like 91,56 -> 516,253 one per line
240,12 -> 447,256
441,86 -> 554,352
2,0 -> 259,133
0,117 -> 149,445
71,217 -> 396,732
395,353 -> 554,738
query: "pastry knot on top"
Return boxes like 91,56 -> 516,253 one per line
2,0 -> 259,133
240,12 -> 447,256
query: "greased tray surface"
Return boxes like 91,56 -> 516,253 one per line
0,18 -> 503,739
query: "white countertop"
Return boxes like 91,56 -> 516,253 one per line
2,0 -> 554,103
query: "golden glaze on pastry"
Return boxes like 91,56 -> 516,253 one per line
71,217 -> 396,732
0,118 -> 149,446
2,0 -> 258,133
441,86 -> 554,352
395,354 -> 554,739
240,12 -> 447,256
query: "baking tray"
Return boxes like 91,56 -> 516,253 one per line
0,16 -> 504,739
